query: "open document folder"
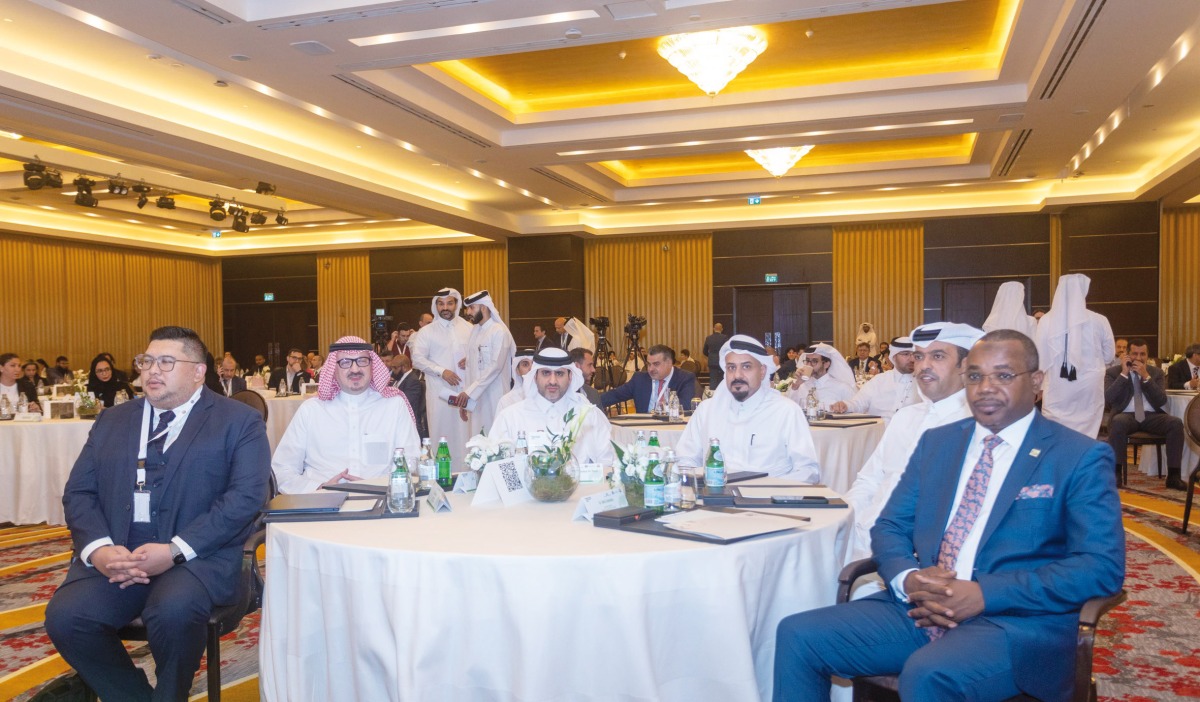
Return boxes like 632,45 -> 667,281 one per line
655,509 -> 800,541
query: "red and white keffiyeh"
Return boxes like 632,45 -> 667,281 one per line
316,336 -> 416,424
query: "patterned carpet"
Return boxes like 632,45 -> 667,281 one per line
1,476 -> 1198,701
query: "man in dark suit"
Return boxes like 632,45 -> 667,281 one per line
702,323 -> 729,390
217,355 -> 247,397
1166,343 -> 1200,390
599,344 -> 697,413
1105,338 -> 1187,489
268,348 -> 312,394
773,330 -> 1124,702
533,324 -> 551,352
388,352 -> 428,438
44,326 -> 271,702
554,317 -> 571,350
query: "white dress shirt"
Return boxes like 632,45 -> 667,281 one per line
489,393 -> 616,466
0,382 -> 20,407
676,384 -> 821,482
787,373 -> 856,410
844,389 -> 971,563
840,369 -> 919,420
272,389 -> 421,493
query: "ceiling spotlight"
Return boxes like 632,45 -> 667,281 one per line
275,213 -> 288,225
250,211 -> 267,225
136,193 -> 149,208
74,191 -> 98,207
209,199 -> 227,221
107,179 -> 129,196
73,177 -> 94,194
45,170 -> 63,189
232,211 -> 250,233
254,181 -> 276,195
22,163 -> 46,189
156,196 -> 176,209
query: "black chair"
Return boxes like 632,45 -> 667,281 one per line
230,389 -> 269,422
1181,394 -> 1200,533
83,525 -> 267,702
1127,431 -> 1167,481
836,558 -> 1127,702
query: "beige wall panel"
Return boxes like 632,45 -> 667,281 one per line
1049,214 -> 1063,295
464,243 -> 509,322
832,222 -> 924,353
317,252 -> 371,351
584,234 -> 712,360
1160,208 -> 1200,356
0,232 -> 222,373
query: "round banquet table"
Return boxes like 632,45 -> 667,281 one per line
610,417 -> 885,494
259,483 -> 852,702
1138,391 -> 1198,476
0,418 -> 93,525
264,394 -> 310,452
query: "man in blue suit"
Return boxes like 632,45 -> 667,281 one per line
774,329 -> 1125,701
45,326 -> 271,702
599,344 -> 697,413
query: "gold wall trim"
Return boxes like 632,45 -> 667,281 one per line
1159,208 -> 1200,355
317,252 -> 371,352
464,243 -> 510,323
832,222 -> 924,353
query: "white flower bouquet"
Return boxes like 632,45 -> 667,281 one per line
464,432 -> 514,471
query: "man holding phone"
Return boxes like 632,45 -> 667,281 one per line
1104,338 -> 1186,489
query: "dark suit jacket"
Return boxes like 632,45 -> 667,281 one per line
1103,363 -> 1168,413
703,332 -> 728,376
872,414 -> 1124,701
393,371 -> 427,437
60,389 -> 271,605
45,368 -> 73,385
15,378 -> 41,404
557,333 -> 572,350
1166,359 -> 1198,389
599,369 -> 697,413
534,336 -> 550,352
218,376 -> 247,397
268,367 -> 312,394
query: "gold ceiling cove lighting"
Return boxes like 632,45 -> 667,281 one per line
745,146 -> 814,177
657,26 -> 767,96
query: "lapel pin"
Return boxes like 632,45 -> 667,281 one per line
1029,448 -> 1041,457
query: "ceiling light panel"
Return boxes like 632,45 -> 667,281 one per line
351,10 -> 601,47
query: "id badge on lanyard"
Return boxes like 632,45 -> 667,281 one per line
134,407 -> 169,523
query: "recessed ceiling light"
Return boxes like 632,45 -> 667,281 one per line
214,80 -> 229,88
230,54 -> 251,62
351,11 -> 599,46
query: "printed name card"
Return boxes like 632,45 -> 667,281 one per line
578,462 -> 603,483
426,483 -> 452,512
471,457 -> 533,507
572,487 -> 628,522
452,471 -> 479,493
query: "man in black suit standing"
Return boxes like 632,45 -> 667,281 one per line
554,317 -> 571,350
268,348 -> 311,394
1166,344 -> 1200,390
599,344 -> 697,413
388,353 -> 428,438
1105,338 -> 1186,489
533,324 -> 551,352
217,356 -> 247,397
703,322 -> 729,390
45,326 -> 271,701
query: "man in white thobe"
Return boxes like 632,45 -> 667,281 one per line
409,288 -> 473,459
495,349 -> 534,415
562,317 -> 596,353
1035,273 -> 1114,437
983,280 -> 1038,339
677,335 -> 820,482
787,343 -> 856,410
458,289 -> 516,437
272,337 -> 421,493
843,322 -> 983,564
830,336 -> 919,421
489,348 -> 616,466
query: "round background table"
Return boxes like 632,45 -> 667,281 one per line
1138,391 -> 1198,475
264,393 -> 310,452
0,418 -> 93,525
260,483 -> 852,702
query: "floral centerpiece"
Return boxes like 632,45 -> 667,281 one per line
774,375 -> 796,393
69,370 -> 100,417
609,441 -> 663,508
464,432 -> 514,473
525,407 -> 585,502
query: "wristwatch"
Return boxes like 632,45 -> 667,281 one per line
169,542 -> 187,565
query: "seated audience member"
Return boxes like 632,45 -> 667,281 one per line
202,353 -> 223,396
272,337 -> 420,493
87,354 -> 136,408
1107,338 -> 1129,369
1166,343 -> 1200,390
600,344 -> 697,413
489,348 -> 615,465
495,349 -> 536,414
35,358 -> 50,379
847,342 -> 881,377
1,353 -> 40,411
676,336 -> 819,481
44,326 -> 270,702
878,340 -> 891,358
831,336 -> 919,420
97,352 -> 129,383
843,324 -> 981,563
1105,338 -> 1187,489
217,356 -> 247,397
677,349 -> 700,375
252,354 -> 271,377
268,348 -> 312,394
776,346 -> 799,381
45,355 -> 74,385
20,359 -> 45,391
569,347 -> 603,407
773,330 -> 1125,702
786,343 -> 856,410
309,353 -> 325,382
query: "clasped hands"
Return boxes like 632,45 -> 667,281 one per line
903,566 -> 985,630
92,543 -> 176,589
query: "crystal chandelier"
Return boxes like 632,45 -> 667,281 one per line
745,146 -> 815,177
657,26 -> 768,96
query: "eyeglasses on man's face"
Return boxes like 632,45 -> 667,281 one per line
336,356 -> 372,369
962,370 -> 1036,386
287,354 -> 303,362
134,354 -> 202,372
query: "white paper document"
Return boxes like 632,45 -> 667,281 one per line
339,499 -> 378,513
655,510 -> 799,540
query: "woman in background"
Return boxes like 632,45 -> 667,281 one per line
87,354 -> 134,407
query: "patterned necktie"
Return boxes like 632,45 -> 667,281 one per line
1131,373 -> 1146,422
145,409 -> 176,465
928,433 -> 1003,640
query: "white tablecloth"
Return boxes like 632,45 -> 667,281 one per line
611,418 -> 885,494
1139,392 -> 1198,475
0,418 -> 93,525
260,483 -> 852,702
265,394 -> 310,452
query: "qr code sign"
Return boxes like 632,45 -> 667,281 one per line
498,460 -> 523,492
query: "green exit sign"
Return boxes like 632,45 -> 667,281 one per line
764,273 -> 778,283
263,292 -> 275,301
